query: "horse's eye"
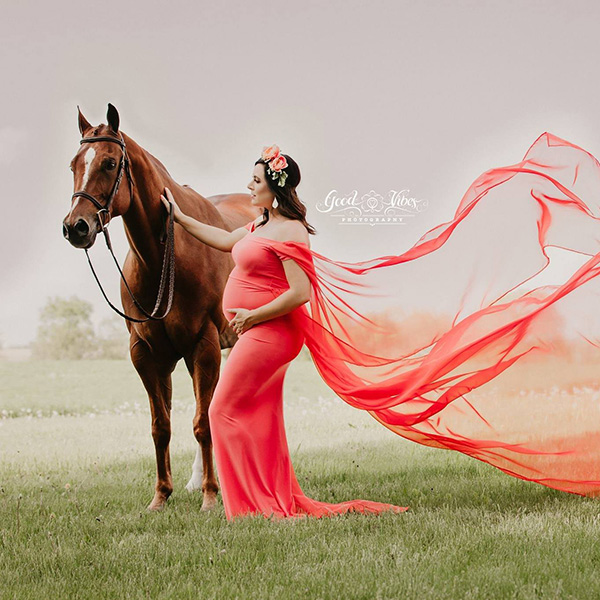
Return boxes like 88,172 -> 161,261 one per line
105,159 -> 117,171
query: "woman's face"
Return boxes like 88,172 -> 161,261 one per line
247,163 -> 274,209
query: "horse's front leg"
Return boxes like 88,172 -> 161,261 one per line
184,322 -> 221,511
130,336 -> 177,511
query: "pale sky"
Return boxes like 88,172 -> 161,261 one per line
1,0 -> 599,346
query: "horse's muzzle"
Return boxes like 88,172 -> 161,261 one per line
62,217 -> 98,249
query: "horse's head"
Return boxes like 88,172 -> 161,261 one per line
62,103 -> 133,248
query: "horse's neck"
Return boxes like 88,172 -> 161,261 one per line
120,134 -> 174,269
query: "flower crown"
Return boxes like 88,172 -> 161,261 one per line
261,145 -> 288,187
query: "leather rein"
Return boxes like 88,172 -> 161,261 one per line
71,134 -> 176,323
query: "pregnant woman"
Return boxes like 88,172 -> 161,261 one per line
161,145 -> 409,520
164,135 -> 600,519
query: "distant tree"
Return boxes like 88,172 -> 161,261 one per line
95,314 -> 129,359
32,296 -> 97,359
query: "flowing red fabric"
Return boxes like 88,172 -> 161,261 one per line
267,132 -> 600,496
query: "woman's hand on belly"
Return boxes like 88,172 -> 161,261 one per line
224,289 -> 307,334
226,308 -> 258,335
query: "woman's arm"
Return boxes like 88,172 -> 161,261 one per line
160,187 -> 247,252
249,261 -> 311,326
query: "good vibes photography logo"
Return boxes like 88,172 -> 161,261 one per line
316,189 -> 429,226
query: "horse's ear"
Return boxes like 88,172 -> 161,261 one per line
77,105 -> 92,136
107,103 -> 120,135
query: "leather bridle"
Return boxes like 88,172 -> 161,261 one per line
71,134 -> 134,226
71,133 -> 176,323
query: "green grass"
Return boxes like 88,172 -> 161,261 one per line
1,358 -> 600,599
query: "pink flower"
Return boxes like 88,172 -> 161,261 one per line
270,154 -> 288,172
262,145 -> 280,162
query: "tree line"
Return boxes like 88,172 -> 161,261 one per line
32,296 -> 129,360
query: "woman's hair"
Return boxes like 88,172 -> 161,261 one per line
254,154 -> 317,235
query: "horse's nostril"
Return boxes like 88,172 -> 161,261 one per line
74,219 -> 89,235
62,223 -> 69,239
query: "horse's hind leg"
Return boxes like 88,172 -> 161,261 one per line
186,445 -> 204,493
184,323 -> 221,511
130,337 -> 177,511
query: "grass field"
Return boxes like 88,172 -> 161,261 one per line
2,356 -> 600,599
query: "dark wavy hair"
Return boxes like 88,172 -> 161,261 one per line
254,154 -> 317,235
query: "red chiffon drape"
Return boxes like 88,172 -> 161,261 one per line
267,132 -> 600,496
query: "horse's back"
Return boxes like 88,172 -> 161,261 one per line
209,193 -> 262,231
178,186 -> 259,232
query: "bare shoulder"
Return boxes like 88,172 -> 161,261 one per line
281,219 -> 310,247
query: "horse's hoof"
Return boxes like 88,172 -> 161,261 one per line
201,493 -> 218,511
147,494 -> 169,512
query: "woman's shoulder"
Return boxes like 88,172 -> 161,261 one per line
280,218 -> 310,247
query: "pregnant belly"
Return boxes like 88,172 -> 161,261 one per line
222,274 -> 281,323
222,273 -> 306,344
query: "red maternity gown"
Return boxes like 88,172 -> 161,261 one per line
210,220 -> 409,520
212,133 -> 600,520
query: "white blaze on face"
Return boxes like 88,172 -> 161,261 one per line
68,147 -> 96,218
81,147 -> 96,190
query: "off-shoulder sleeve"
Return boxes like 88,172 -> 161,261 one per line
273,248 -> 293,262
271,243 -> 308,262
244,220 -> 255,232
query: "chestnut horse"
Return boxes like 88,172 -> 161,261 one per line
62,103 -> 257,511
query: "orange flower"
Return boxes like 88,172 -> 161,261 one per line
270,154 -> 288,172
262,145 -> 280,162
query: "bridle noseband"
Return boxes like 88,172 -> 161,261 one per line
71,133 -> 175,323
